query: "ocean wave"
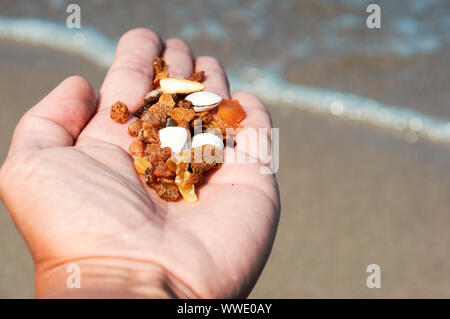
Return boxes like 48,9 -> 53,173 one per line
0,16 -> 449,144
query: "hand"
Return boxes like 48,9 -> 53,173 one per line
0,29 -> 280,298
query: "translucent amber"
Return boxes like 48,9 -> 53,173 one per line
217,99 -> 246,126
134,157 -> 152,175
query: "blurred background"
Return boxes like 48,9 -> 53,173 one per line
0,0 -> 450,298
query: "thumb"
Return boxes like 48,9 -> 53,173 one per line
8,76 -> 96,156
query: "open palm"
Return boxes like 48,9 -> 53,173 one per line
0,29 -> 280,298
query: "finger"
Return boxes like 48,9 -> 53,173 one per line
194,56 -> 230,99
232,92 -> 272,131
76,111 -> 136,154
77,37 -> 192,152
229,92 -> 274,164
97,28 -> 162,113
162,39 -> 194,79
8,76 -> 96,155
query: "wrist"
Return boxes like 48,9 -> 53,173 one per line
35,257 -> 198,299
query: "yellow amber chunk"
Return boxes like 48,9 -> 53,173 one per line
134,157 -> 152,175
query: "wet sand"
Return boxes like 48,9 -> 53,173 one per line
253,106 -> 450,298
1,41 -> 450,298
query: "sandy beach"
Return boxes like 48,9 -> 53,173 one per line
1,0 -> 450,298
1,40 -> 450,298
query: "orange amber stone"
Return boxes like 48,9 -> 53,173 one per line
217,99 -> 246,126
129,140 -> 146,157
134,157 -> 152,175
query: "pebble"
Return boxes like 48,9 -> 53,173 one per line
185,91 -> 223,112
160,78 -> 204,94
159,127 -> 191,154
191,133 -> 224,150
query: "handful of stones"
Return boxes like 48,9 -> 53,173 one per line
110,57 -> 246,202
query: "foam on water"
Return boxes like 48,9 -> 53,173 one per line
0,17 -> 116,68
230,66 -> 450,143
0,16 -> 449,144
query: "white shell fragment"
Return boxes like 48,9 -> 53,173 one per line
159,127 -> 191,154
191,133 -> 224,150
186,91 -> 223,112
144,89 -> 162,101
160,78 -> 204,94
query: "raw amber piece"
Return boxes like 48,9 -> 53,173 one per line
159,93 -> 176,107
144,89 -> 163,105
171,107 -> 195,124
134,157 -> 152,175
138,122 -> 160,144
140,111 -> 165,129
154,70 -> 168,86
154,161 -> 175,178
155,179 -> 181,202
188,71 -> 205,82
177,99 -> 193,108
217,99 -> 246,126
128,119 -> 143,137
110,101 -> 129,124
150,93 -> 176,117
146,144 -> 171,163
153,57 -> 168,87
153,57 -> 166,74
179,184 -> 197,203
129,140 -> 146,157
135,104 -> 150,118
